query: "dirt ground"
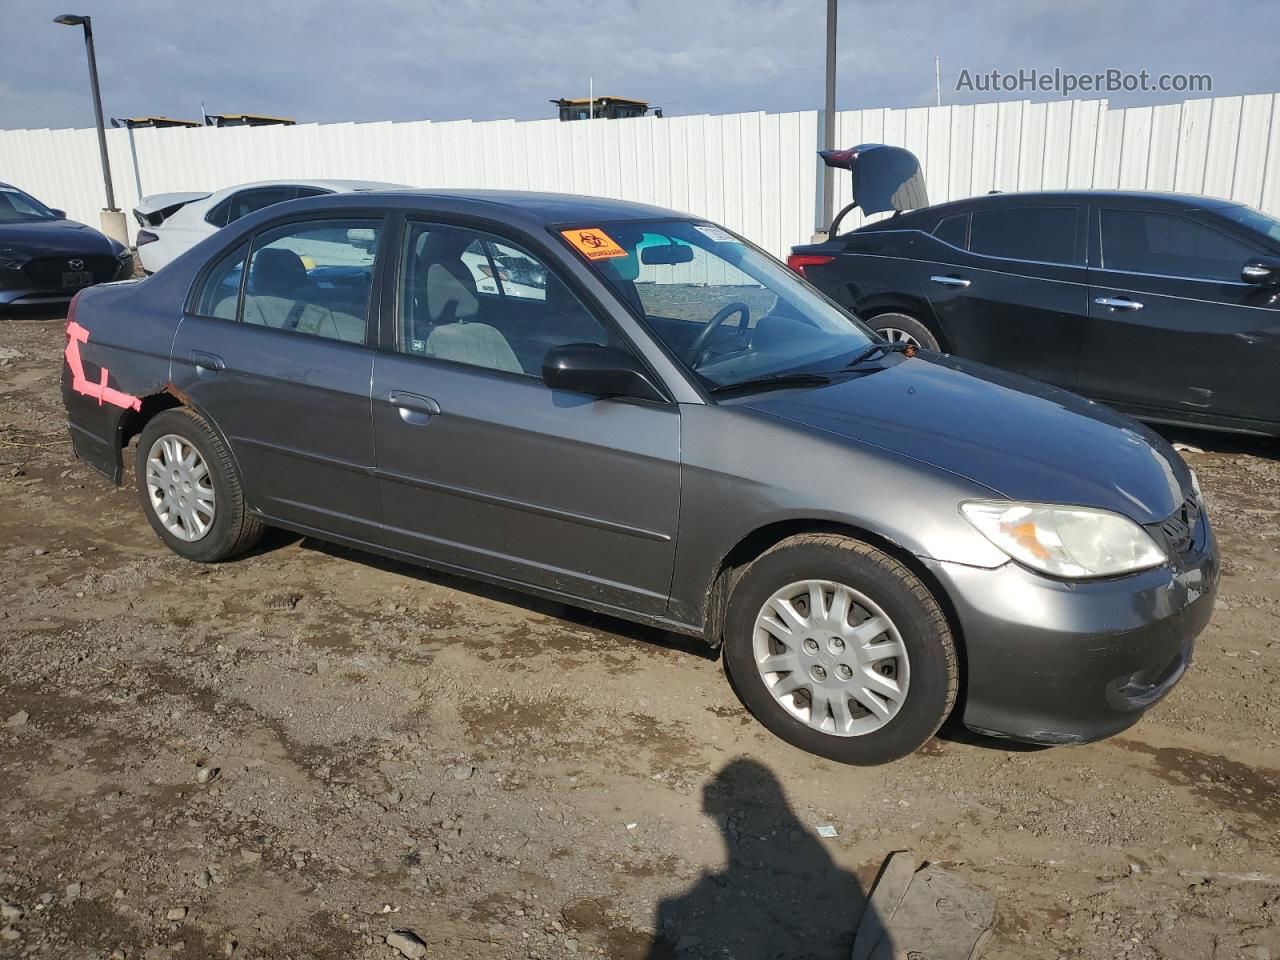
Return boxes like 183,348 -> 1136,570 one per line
1,312 -> 1278,960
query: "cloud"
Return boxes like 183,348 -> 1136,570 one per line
0,0 -> 1275,131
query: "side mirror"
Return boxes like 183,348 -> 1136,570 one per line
542,343 -> 666,402
50,208 -> 66,219
1242,257 -> 1280,285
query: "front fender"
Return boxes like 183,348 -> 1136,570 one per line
667,404 -> 1008,626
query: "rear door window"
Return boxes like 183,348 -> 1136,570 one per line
1099,208 -> 1263,282
240,219 -> 382,343
226,186 -> 294,226
969,206 -> 1078,265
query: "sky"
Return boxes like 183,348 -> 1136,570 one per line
1,0 -> 1277,131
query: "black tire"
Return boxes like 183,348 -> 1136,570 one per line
134,407 -> 263,562
723,534 -> 958,765
871,311 -> 940,352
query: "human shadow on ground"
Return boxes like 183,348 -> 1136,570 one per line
644,757 -> 879,960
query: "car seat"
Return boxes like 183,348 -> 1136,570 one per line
416,232 -> 522,374
243,247 -> 309,329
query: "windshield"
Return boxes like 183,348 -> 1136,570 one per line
1217,204 -> 1280,243
0,188 -> 59,224
570,219 -> 876,389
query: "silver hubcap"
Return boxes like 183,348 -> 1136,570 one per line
145,434 -> 215,542
752,580 -> 910,737
878,326 -> 921,348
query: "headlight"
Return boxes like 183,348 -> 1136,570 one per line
1188,468 -> 1202,500
960,501 -> 1166,579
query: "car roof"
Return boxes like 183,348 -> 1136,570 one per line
300,188 -> 694,224
207,178 -> 408,198
895,189 -> 1242,222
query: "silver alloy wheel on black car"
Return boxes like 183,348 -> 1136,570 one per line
752,579 -> 910,736
878,326 -> 921,348
870,312 -> 941,352
145,433 -> 216,542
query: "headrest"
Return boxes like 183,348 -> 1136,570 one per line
426,262 -> 479,323
417,230 -> 471,262
250,247 -> 307,296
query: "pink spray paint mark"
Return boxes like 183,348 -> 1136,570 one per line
64,320 -> 143,412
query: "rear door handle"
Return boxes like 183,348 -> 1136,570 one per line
388,390 -> 440,425
190,351 -> 224,378
1094,296 -> 1144,311
929,274 -> 971,288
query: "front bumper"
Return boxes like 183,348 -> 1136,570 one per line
0,256 -> 132,305
925,511 -> 1218,745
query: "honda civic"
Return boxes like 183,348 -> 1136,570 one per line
61,189 -> 1217,763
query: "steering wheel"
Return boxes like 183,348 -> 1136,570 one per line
685,301 -> 751,367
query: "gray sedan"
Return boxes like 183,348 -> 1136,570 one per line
61,189 -> 1218,764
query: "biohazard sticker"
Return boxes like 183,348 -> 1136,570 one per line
561,227 -> 627,260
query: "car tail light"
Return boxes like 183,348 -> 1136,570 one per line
66,288 -> 84,326
136,229 -> 159,246
786,253 -> 834,277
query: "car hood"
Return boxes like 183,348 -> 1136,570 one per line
737,354 -> 1189,524
0,219 -> 118,256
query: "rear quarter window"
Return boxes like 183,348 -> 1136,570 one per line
932,213 -> 969,249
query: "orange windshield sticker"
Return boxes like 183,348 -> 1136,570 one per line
561,227 -> 627,260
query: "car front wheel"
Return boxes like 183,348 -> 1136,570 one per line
135,407 -> 263,562
723,534 -> 958,764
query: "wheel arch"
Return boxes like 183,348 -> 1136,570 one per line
701,518 -> 967,694
858,300 -> 950,352
116,388 -> 244,492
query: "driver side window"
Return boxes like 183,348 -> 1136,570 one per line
397,222 -> 619,378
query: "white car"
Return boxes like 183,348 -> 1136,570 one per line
133,179 -> 406,273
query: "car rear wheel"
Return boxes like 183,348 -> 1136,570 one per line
723,534 -> 957,764
135,407 -> 263,562
871,312 -> 940,352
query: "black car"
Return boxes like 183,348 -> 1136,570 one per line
791,156 -> 1280,436
0,182 -> 133,307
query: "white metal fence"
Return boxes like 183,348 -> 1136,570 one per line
3,93 -> 1279,258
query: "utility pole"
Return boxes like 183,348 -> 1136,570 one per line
935,56 -> 942,107
822,0 -> 837,232
55,14 -> 116,212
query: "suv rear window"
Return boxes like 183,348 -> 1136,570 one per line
969,206 -> 1077,265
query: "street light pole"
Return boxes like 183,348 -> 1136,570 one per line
55,14 -> 117,212
821,0 -> 837,233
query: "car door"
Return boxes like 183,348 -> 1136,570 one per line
169,214 -> 388,543
370,219 -> 681,615
1081,204 -> 1280,425
921,202 -> 1089,390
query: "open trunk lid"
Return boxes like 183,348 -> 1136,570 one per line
132,191 -> 209,228
819,144 -> 928,215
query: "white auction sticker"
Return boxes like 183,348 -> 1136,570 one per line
693,224 -> 740,244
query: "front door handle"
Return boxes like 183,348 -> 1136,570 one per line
190,351 -> 225,378
1094,296 -> 1144,311
929,274 -> 971,288
389,390 -> 441,425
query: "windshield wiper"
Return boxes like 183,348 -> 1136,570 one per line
709,371 -> 834,395
843,339 -> 914,369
